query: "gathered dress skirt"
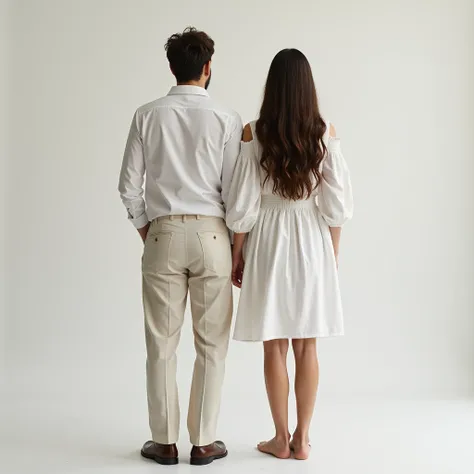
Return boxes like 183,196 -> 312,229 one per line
233,194 -> 344,342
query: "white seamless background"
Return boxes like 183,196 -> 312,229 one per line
3,0 -> 474,428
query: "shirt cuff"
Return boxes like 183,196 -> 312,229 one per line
129,212 -> 149,229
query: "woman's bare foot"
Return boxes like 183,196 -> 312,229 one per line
290,435 -> 311,460
257,436 -> 291,459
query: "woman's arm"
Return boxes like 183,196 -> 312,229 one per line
329,227 -> 341,265
230,124 -> 251,263
233,232 -> 246,257
232,233 -> 247,287
326,123 -> 344,267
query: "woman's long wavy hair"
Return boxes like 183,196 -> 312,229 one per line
256,49 -> 327,200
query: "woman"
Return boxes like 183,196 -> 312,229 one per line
226,49 -> 353,460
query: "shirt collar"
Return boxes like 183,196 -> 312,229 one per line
168,85 -> 209,97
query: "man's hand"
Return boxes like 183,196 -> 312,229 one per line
138,223 -> 150,243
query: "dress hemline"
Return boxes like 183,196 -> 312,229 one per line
233,332 -> 344,342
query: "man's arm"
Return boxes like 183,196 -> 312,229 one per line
118,111 -> 149,241
221,113 -> 243,210
221,113 -> 243,244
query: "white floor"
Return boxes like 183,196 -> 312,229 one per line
1,391 -> 473,474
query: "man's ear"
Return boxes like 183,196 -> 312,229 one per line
203,60 -> 211,77
169,63 -> 175,76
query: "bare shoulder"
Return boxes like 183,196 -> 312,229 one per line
329,123 -> 337,138
242,123 -> 254,142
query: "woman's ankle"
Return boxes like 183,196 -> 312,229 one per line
274,431 -> 290,444
292,428 -> 310,444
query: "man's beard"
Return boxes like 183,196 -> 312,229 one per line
205,70 -> 212,90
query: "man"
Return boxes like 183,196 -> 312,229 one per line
118,27 -> 242,466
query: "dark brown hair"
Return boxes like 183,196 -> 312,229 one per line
256,49 -> 327,200
164,27 -> 214,83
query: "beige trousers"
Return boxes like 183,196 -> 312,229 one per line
142,215 -> 233,446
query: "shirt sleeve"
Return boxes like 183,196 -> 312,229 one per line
118,111 -> 148,229
226,141 -> 261,233
318,138 -> 353,226
221,113 -> 244,211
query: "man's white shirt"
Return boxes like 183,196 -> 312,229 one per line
119,85 -> 243,228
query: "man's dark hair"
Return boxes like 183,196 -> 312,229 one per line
165,27 -> 215,83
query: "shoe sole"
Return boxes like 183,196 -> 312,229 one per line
141,450 -> 179,465
190,450 -> 228,466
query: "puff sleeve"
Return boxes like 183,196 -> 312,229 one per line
225,141 -> 261,233
318,138 -> 353,226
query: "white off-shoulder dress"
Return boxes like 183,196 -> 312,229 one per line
226,121 -> 353,341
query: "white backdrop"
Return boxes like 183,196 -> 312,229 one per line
1,0 -> 9,393
4,0 -> 474,419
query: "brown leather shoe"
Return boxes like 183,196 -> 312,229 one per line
190,440 -> 228,466
141,440 -> 179,465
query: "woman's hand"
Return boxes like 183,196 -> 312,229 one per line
232,251 -> 245,288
